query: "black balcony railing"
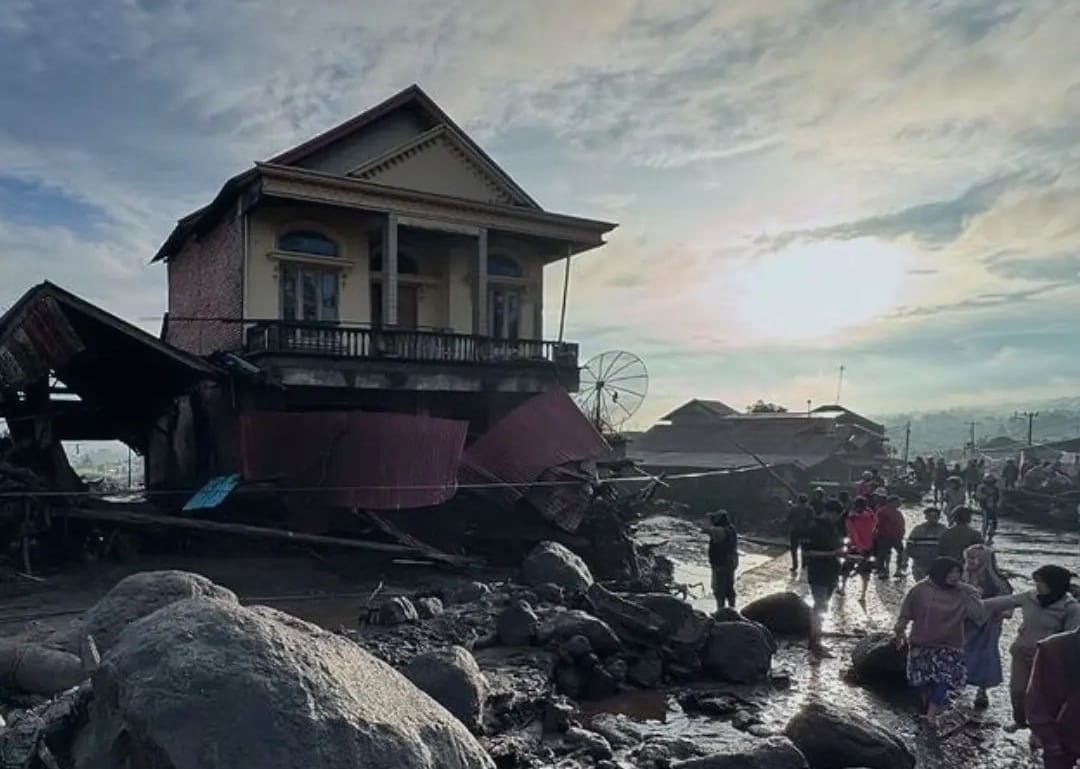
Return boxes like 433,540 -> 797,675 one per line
244,321 -> 579,368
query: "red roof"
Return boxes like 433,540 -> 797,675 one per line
460,389 -> 608,500
240,411 -> 467,511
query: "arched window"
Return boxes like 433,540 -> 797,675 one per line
278,230 -> 339,258
488,254 -> 523,278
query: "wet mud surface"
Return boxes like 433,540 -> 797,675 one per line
620,509 -> 1080,769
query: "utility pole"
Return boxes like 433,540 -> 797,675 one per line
965,421 -> 977,451
903,421 -> 911,464
806,399 -> 812,418
127,447 -> 133,489
1019,411 -> 1039,446
834,365 -> 845,405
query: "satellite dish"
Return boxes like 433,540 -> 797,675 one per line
576,351 -> 649,434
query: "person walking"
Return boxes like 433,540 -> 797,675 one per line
787,495 -> 813,573
942,476 -> 966,522
875,493 -> 907,579
894,557 -> 987,725
704,510 -> 739,611
841,496 -> 877,603
962,544 -> 1013,710
1002,458 -> 1020,490
1026,626 -> 1080,769
964,460 -> 981,504
907,507 -> 946,581
933,458 -> 949,504
982,565 -> 1080,731
801,499 -> 845,658
938,506 -> 984,562
975,473 -> 1002,544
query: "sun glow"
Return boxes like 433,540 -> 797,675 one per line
723,238 -> 913,342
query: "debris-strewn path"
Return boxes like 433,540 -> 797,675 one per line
639,507 -> 1080,769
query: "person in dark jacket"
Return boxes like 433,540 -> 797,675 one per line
1026,627 -> 1080,769
787,495 -> 813,573
801,499 -> 845,658
704,510 -> 739,611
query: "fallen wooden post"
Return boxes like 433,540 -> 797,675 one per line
53,506 -> 479,569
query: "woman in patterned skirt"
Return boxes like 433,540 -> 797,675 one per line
894,557 -> 987,724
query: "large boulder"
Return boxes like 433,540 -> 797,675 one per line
404,646 -> 487,732
740,593 -> 812,637
637,594 -> 711,648
79,597 -> 494,769
848,633 -> 908,688
521,542 -> 594,595
79,570 -> 237,654
0,639 -> 94,695
703,622 -> 773,683
673,737 -> 807,769
538,610 -> 621,655
783,701 -> 914,769
496,600 -> 540,646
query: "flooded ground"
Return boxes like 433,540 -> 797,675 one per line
614,508 -> 1080,769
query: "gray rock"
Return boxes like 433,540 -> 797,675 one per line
538,610 -> 621,655
783,701 -> 914,769
0,641 -> 86,695
378,596 -> 420,625
673,737 -> 807,769
588,713 -> 645,749
535,583 -> 567,604
565,727 -> 613,760
637,595 -> 711,648
78,570 -> 238,654
645,736 -> 708,760
561,634 -> 594,660
415,597 -> 444,619
496,600 -> 539,646
522,542 -> 594,595
627,650 -> 663,688
740,592 -> 812,637
848,633 -> 908,687
445,582 -> 492,605
404,646 -> 487,732
81,597 -> 493,769
713,607 -> 744,623
554,662 -> 585,698
703,622 -> 773,683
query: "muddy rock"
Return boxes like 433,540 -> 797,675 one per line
847,633 -> 908,688
740,593 -> 812,637
565,727 -> 613,760
446,582 -> 493,605
75,570 -> 238,654
673,736 -> 807,769
416,597 -> 445,619
534,583 -> 567,605
0,640 -> 90,696
588,713 -> 645,749
637,595 -> 711,648
522,542 -> 594,595
538,610 -> 621,655
378,596 -> 420,626
404,646 -> 488,732
497,601 -> 540,646
703,622 -> 773,683
561,635 -> 594,660
80,598 -> 494,769
783,701 -> 915,769
627,650 -> 663,688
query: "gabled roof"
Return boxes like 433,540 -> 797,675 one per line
661,399 -> 738,422
269,84 -> 539,209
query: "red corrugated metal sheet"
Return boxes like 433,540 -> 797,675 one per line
240,411 -> 467,511
461,389 -> 609,500
0,295 -> 84,388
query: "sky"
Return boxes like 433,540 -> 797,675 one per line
2,0 -> 1079,428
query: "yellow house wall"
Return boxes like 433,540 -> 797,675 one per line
246,205 -> 548,337
364,137 -> 510,205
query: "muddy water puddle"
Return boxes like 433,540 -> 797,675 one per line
615,511 -> 1080,769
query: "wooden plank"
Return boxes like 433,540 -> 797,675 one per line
53,506 -> 478,568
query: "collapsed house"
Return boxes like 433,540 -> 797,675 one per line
0,86 -> 660,572
629,400 -> 889,517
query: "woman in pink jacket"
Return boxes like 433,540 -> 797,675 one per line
894,557 -> 987,725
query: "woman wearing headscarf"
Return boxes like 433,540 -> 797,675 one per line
894,557 -> 987,724
962,545 -> 1013,710
982,564 -> 1080,731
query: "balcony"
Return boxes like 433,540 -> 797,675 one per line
243,321 -> 579,369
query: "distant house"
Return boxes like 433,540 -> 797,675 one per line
631,400 -> 888,487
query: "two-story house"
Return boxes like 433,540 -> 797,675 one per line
154,84 -> 615,429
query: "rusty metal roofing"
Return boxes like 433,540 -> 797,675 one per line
460,389 -> 608,499
0,294 -> 84,388
239,411 -> 467,510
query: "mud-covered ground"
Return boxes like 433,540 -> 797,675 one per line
611,508 -> 1080,769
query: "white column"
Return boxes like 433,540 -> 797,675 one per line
475,227 -> 488,335
383,214 -> 398,326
